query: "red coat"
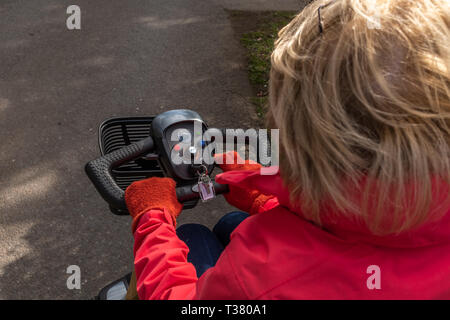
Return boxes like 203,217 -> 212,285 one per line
133,169 -> 450,299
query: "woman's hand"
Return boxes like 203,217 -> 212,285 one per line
215,151 -> 273,215
125,177 -> 183,232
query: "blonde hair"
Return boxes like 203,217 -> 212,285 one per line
268,0 -> 450,235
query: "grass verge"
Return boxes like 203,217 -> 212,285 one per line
228,10 -> 296,119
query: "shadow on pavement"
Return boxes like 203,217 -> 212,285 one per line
0,0 -> 254,299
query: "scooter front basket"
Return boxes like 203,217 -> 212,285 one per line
98,117 -> 165,210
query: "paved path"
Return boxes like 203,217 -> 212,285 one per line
218,0 -> 308,11
0,0 -> 306,299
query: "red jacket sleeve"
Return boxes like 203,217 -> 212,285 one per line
133,208 -> 198,300
133,198 -> 279,300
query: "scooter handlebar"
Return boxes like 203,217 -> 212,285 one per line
85,136 -> 155,212
85,136 -> 229,214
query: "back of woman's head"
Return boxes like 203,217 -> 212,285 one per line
268,0 -> 450,235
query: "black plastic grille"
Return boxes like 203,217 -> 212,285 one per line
99,117 -> 164,190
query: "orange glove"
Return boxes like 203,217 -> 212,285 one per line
215,151 -> 274,215
125,177 -> 183,232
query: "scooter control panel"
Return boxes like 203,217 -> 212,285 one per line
151,110 -> 214,181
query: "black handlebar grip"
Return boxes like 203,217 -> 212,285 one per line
176,181 -> 229,203
85,136 -> 155,213
213,181 -> 229,195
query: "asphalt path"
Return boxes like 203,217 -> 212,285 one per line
0,0 -> 302,299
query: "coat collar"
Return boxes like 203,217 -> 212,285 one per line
216,168 -> 450,248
